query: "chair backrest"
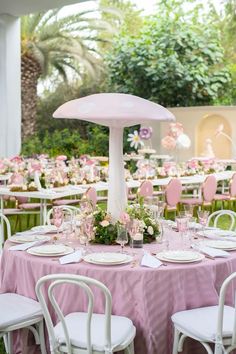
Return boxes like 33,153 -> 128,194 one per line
35,273 -> 112,354
47,206 -> 80,225
138,180 -> 153,198
0,213 -> 11,248
207,210 -> 236,230
165,178 -> 182,207
230,173 -> 236,198
84,187 -> 97,208
215,272 -> 236,349
202,175 -> 217,202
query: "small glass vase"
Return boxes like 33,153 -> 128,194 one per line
132,232 -> 143,248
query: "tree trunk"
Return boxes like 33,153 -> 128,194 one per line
21,54 -> 41,140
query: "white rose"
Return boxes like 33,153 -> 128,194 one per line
147,226 -> 154,235
100,220 -> 109,227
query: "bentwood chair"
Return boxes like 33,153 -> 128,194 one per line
36,273 -> 136,354
207,210 -> 236,231
0,293 -> 46,354
46,205 -> 80,225
171,271 -> 236,354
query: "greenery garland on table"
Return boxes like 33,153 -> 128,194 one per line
91,201 -> 160,245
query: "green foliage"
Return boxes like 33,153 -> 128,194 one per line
21,8 -> 114,81
21,127 -> 109,157
106,1 -> 231,107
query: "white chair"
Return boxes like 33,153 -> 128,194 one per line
0,212 -> 11,242
171,271 -> 236,354
0,293 -> 46,354
46,205 -> 80,225
207,210 -> 236,231
36,273 -> 136,354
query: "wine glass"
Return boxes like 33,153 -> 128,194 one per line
183,204 -> 194,218
176,216 -> 189,249
52,207 -> 64,244
80,215 -> 94,254
116,224 -> 128,253
128,219 -> 140,250
197,210 -> 209,238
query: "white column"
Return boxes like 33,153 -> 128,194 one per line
0,14 -> 21,158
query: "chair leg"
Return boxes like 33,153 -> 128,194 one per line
172,327 -> 180,354
7,332 -> 13,354
124,341 -> 134,354
38,321 -> 47,354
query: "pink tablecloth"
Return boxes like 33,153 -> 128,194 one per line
1,236 -> 236,354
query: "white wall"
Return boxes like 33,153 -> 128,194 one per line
151,106 -> 236,160
0,14 -> 21,158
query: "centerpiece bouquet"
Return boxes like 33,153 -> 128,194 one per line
90,200 -> 160,245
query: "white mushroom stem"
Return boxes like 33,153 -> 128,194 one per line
107,126 -> 127,220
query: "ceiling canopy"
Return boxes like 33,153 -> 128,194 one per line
0,0 -> 89,16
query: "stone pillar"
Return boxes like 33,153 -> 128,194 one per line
0,14 -> 21,157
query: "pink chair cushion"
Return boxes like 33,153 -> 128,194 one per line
19,203 -> 41,210
230,173 -> 236,197
53,199 -> 80,206
180,198 -> 202,205
202,175 -> 217,202
16,197 -> 28,204
139,181 -> 153,197
165,179 -> 182,207
214,194 -> 230,201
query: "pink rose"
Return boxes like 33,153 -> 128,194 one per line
56,155 -> 67,161
120,212 -> 130,225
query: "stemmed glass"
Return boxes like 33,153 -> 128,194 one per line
197,210 -> 209,238
176,216 -> 189,249
128,219 -> 140,249
116,224 -> 128,253
52,207 -> 64,244
80,215 -> 94,254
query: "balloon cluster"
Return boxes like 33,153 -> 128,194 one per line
161,122 -> 191,151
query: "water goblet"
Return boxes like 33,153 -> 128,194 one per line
176,216 -> 189,249
52,207 -> 64,244
80,215 -> 94,254
183,204 -> 194,218
116,224 -> 128,253
197,210 -> 209,238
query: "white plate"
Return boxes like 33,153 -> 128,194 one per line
88,253 -> 128,264
10,235 -> 50,244
198,229 -> 236,238
156,251 -> 204,263
31,225 -> 62,234
83,253 -> 133,265
202,240 -> 236,250
27,245 -> 74,257
28,244 -> 67,255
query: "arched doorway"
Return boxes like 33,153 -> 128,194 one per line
196,114 -> 232,159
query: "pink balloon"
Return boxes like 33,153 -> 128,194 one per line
161,135 -> 176,150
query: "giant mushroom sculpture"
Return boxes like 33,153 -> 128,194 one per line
53,93 -> 175,220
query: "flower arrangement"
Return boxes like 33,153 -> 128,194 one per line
91,201 -> 160,245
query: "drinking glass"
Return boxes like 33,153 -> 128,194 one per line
128,219 -> 140,249
116,224 -> 128,253
176,216 -> 189,248
52,207 -> 64,243
183,204 -> 194,218
80,215 -> 94,254
197,210 -> 209,238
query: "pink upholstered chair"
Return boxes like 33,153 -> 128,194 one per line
181,175 -> 217,211
138,180 -> 153,198
214,173 -> 236,208
83,187 -> 97,208
164,178 -> 182,217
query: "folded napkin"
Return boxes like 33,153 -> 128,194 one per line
192,244 -> 229,258
59,250 -> 82,265
9,239 -> 47,251
141,253 -> 162,268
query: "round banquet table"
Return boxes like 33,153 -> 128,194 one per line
1,235 -> 236,354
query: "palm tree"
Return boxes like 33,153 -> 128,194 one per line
21,8 -> 114,139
